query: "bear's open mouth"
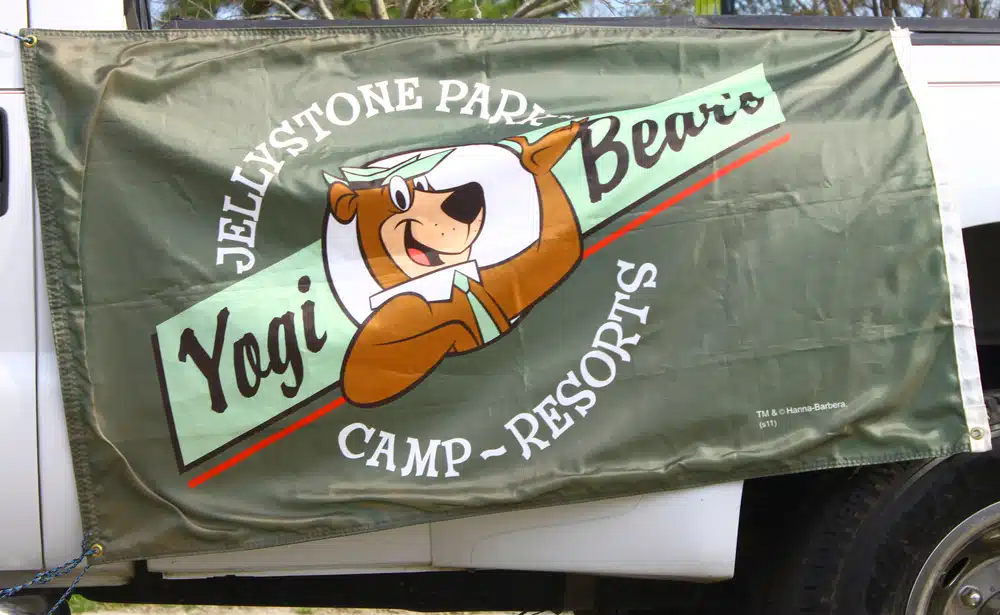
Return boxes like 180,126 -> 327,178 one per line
404,222 -> 444,268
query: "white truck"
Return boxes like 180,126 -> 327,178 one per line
3,4 -> 1000,615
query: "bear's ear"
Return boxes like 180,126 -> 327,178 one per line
326,175 -> 359,224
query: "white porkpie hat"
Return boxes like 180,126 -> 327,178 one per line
322,148 -> 455,187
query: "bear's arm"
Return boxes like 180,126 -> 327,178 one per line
341,293 -> 477,407
481,173 -> 583,319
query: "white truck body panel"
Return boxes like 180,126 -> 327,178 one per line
144,481 -> 744,581
27,0 -> 128,30
0,88 -> 42,573
0,0 -> 41,573
0,1 -> 27,90
5,0 -> 1000,587
427,480 -> 743,580
910,44 -> 1000,230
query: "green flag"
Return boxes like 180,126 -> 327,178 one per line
20,23 -> 988,562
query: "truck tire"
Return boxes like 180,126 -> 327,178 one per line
757,392 -> 1000,615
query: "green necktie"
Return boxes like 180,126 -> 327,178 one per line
454,271 -> 501,343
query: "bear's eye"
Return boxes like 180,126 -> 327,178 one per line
413,176 -> 430,192
388,176 -> 411,211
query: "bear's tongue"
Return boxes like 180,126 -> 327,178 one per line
407,247 -> 432,267
404,223 -> 444,267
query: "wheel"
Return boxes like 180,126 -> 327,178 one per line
906,500 -> 1000,614
750,392 -> 1000,615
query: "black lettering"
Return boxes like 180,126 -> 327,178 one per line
177,308 -> 229,413
298,275 -> 327,353
664,111 -> 710,153
267,311 -> 304,398
739,91 -> 765,114
700,97 -> 737,126
234,333 -> 269,398
302,301 -> 327,353
583,91 -> 762,204
631,120 -> 668,170
581,117 -> 629,203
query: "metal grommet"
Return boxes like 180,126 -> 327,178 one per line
971,427 -> 986,440
23,35 -> 37,48
91,543 -> 104,557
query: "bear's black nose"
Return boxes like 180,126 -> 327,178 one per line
441,182 -> 485,225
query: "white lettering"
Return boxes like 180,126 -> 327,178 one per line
243,143 -> 285,175
395,77 -> 422,111
616,260 -> 658,293
230,165 -> 274,197
366,430 -> 397,471
436,79 -> 469,113
460,82 -> 492,120
591,321 -> 641,363
338,422 -> 375,459
505,412 -> 549,460
489,88 -> 529,125
292,102 -> 332,142
580,350 -> 616,388
608,290 -> 650,324
401,437 -> 441,478
268,120 -> 309,157
221,193 -> 263,222
326,92 -> 362,126
215,247 -> 255,275
357,80 -> 396,118
217,217 -> 257,248
442,438 -> 472,477
532,395 -> 575,440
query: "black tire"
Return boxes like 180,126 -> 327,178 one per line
745,392 -> 1000,615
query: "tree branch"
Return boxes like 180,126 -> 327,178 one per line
269,0 -> 308,18
184,0 -> 216,19
596,0 -> 622,15
313,0 -> 337,18
513,0 -> 549,16
522,0 -> 576,17
371,0 -> 391,18
402,0 -> 423,17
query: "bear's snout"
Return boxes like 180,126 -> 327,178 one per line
440,182 -> 485,225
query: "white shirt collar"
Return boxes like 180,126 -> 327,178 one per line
369,260 -> 481,311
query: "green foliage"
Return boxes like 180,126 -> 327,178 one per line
67,594 -> 125,613
153,0 -> 576,23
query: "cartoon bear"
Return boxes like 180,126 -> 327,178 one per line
322,121 -> 584,407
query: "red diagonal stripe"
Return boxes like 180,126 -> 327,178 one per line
583,132 -> 791,258
187,396 -> 346,488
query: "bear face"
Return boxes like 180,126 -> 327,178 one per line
328,174 -> 487,288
